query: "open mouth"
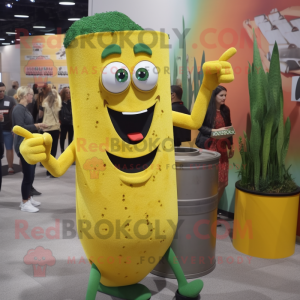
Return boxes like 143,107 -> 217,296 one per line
106,147 -> 158,173
107,104 -> 155,144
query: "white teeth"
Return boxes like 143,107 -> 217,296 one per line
122,110 -> 147,115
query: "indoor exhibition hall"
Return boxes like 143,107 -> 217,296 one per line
0,1 -> 300,300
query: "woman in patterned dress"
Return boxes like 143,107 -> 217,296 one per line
196,85 -> 234,202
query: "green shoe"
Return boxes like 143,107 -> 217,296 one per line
177,279 -> 203,299
98,282 -> 152,300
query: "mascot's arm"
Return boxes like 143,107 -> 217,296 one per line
13,126 -> 75,177
172,47 -> 237,130
42,142 -> 75,177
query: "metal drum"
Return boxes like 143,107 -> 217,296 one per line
152,147 -> 220,278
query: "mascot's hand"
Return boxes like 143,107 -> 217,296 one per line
202,47 -> 237,91
13,126 -> 52,165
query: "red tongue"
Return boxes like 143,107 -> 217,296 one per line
127,132 -> 144,142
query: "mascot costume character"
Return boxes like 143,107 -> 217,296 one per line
14,12 -> 236,300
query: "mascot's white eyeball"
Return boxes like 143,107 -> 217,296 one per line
102,62 -> 131,93
132,61 -> 158,91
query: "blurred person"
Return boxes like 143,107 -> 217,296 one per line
26,84 -> 38,117
33,83 -> 51,122
7,81 -> 19,97
196,86 -> 234,204
0,82 -> 16,174
171,85 -> 191,147
0,111 -> 3,191
12,86 -> 48,212
38,89 -> 62,178
59,87 -> 73,152
32,84 -> 39,101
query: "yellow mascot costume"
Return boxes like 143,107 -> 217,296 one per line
14,11 -> 236,300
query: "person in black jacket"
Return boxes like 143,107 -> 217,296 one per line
59,87 -> 73,152
196,85 -> 234,203
171,85 -> 191,147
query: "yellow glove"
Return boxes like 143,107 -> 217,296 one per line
202,47 -> 237,91
13,126 -> 53,165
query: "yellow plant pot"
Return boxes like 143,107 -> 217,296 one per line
233,183 -> 300,259
297,198 -> 300,245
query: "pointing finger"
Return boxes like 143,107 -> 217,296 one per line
13,126 -> 34,139
219,47 -> 237,62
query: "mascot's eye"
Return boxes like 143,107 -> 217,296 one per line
135,68 -> 149,81
133,61 -> 158,91
116,69 -> 128,83
102,62 -> 131,94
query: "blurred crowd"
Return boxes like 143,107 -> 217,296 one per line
0,81 -> 234,214
0,81 -> 73,212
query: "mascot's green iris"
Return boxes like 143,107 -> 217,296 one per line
136,68 -> 149,81
115,69 -> 128,82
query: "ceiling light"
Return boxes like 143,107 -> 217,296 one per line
16,39 -> 20,41
11,40 -> 15,43
0,38 -> 5,41
68,18 -> 80,21
59,2 -> 75,5
2,43 -> 10,45
30,0 -> 35,2
14,15 -> 29,18
33,26 -> 46,28
6,32 -> 17,35
5,3 -> 13,8
45,33 -> 55,35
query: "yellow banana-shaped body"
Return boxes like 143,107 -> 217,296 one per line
67,30 -> 177,287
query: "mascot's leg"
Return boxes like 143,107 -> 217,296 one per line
86,263 -> 101,300
165,247 -> 203,299
86,263 -> 152,300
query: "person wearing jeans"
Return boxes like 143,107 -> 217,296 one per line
39,89 -> 61,177
12,86 -> 48,213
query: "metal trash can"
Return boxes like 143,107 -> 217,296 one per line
152,147 -> 220,278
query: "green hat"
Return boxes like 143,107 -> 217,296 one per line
64,11 -> 144,48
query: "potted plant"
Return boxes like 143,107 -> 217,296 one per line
232,33 -> 300,259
